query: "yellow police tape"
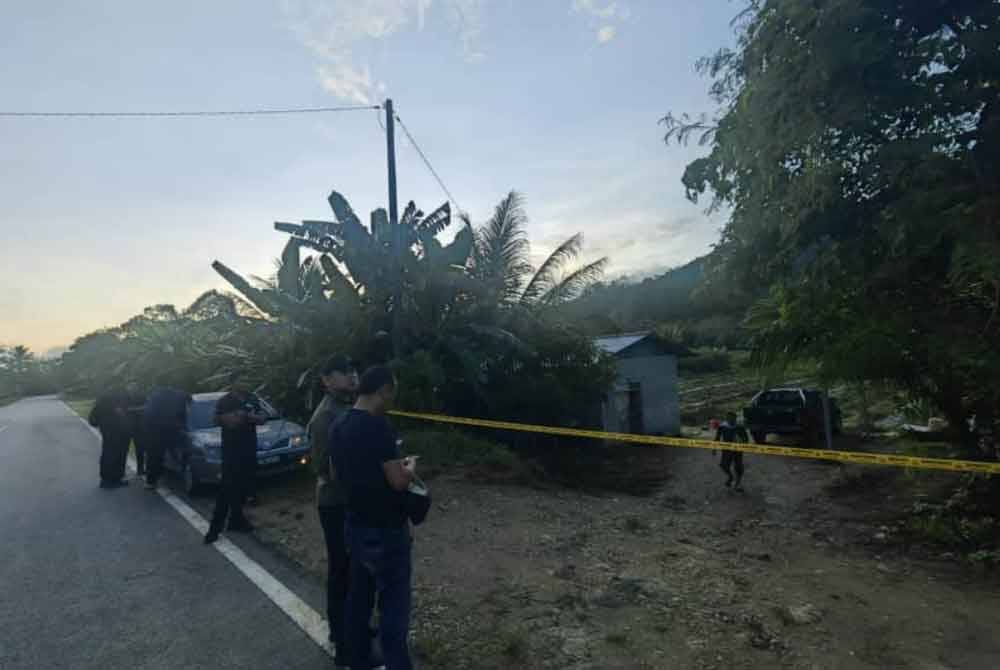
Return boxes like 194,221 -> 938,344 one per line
389,410 -> 1000,475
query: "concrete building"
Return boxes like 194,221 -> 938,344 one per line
594,332 -> 681,436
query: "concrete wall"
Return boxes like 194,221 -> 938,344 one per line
601,354 -> 679,436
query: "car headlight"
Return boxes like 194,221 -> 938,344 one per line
289,435 -> 305,448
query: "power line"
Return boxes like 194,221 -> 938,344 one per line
0,104 -> 380,118
393,112 -> 464,215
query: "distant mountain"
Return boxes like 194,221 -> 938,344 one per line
565,255 -> 707,330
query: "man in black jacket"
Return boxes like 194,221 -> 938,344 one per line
204,383 -> 267,544
89,389 -> 132,489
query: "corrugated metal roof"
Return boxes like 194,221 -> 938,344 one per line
593,333 -> 648,355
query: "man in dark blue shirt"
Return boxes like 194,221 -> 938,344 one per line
331,366 -> 416,670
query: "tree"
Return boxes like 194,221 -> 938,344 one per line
1,344 -> 54,398
666,0 -> 1000,451
471,190 -> 608,313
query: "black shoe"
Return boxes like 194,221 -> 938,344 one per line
204,531 -> 220,544
227,521 -> 254,533
99,481 -> 113,489
724,477 -> 733,488
334,656 -> 384,670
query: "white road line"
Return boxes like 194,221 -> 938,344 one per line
61,401 -> 332,656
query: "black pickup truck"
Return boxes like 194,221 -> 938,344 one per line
743,388 -> 842,446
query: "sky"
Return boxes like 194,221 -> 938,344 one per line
0,0 -> 738,356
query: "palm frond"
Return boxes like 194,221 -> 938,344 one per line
277,239 -> 302,298
212,261 -> 277,318
417,202 -> 451,237
474,190 -> 532,303
327,190 -> 362,228
538,256 -> 609,307
521,234 -> 583,306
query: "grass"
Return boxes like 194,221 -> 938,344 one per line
604,630 -> 630,646
64,398 -> 95,420
396,427 -> 525,480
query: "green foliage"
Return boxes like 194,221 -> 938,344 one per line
667,1 -> 1000,451
58,188 -> 614,432
396,429 -> 522,479
0,344 -> 56,398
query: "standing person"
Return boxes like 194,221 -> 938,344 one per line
305,354 -> 366,662
126,384 -> 148,476
332,366 -> 417,670
89,388 -> 132,489
204,382 -> 267,544
143,387 -> 190,490
716,411 -> 750,491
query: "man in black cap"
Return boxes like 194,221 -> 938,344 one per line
307,354 -> 381,666
204,380 -> 267,544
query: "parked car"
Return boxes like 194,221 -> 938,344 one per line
163,392 -> 310,495
743,387 -> 842,446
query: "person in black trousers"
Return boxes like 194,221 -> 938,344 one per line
204,384 -> 266,544
126,385 -> 148,476
143,387 -> 190,490
332,366 -> 417,670
89,388 -> 132,489
716,411 -> 750,491
307,354 -> 383,666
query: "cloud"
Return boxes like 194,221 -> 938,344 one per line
572,0 -> 624,20
284,0 -> 487,103
596,25 -> 616,43
572,0 -> 628,44
317,62 -> 375,105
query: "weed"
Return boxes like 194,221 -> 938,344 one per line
605,630 -> 630,646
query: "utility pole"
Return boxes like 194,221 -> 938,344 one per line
384,98 -> 402,359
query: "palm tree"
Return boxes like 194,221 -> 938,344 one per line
471,190 -> 608,311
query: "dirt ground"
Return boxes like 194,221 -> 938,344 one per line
217,437 -> 1000,670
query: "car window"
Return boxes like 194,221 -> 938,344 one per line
188,400 -> 219,430
187,395 -> 281,430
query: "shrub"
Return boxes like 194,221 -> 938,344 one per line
394,427 -> 524,479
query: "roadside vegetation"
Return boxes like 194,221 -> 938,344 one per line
8,5 -> 1000,665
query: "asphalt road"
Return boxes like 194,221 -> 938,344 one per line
0,396 -> 330,670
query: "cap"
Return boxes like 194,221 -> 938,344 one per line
320,354 -> 356,376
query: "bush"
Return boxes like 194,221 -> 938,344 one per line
395,427 -> 524,480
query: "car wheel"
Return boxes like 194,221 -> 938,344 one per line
182,461 -> 202,496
